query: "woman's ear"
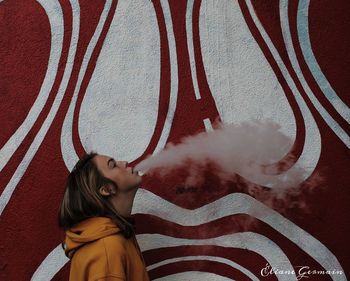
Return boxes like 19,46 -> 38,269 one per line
99,184 -> 116,196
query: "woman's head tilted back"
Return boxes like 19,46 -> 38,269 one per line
58,151 -> 137,238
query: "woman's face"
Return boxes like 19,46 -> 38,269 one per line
92,154 -> 142,192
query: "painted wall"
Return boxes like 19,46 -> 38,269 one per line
0,0 -> 349,280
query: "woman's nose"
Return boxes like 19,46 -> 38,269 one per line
117,161 -> 128,168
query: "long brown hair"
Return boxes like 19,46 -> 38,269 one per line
58,151 -> 135,240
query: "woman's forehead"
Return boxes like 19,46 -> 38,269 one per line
92,154 -> 109,166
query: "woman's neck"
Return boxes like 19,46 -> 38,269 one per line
110,187 -> 138,217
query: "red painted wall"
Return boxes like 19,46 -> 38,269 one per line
0,0 -> 349,280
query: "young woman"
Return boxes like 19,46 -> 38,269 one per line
58,151 -> 150,281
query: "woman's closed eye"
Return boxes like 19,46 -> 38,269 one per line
108,159 -> 118,169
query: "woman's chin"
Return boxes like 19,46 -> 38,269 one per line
132,176 -> 142,187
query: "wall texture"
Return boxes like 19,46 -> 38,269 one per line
0,0 -> 349,280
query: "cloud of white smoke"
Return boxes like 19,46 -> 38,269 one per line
135,120 -> 324,215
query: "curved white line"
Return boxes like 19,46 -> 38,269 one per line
61,0 -> 178,169
0,0 -> 63,172
0,0 -> 80,215
60,0 -> 112,172
79,0 -> 161,162
297,0 -> 350,124
33,187 -> 345,281
33,253 -> 261,281
280,0 -> 349,147
200,0 -> 321,188
153,271 -> 234,281
186,0 -> 201,100
152,0 -> 179,154
138,232 -> 297,281
34,230 -> 292,280
203,118 -> 213,131
31,244 -> 68,281
132,189 -> 346,280
201,0 -> 322,188
148,255 -> 260,281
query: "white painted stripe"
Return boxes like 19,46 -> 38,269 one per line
0,0 -> 80,215
244,0 -> 322,186
297,0 -> 350,123
132,189 -> 346,280
147,255 -> 260,281
152,0 -> 179,154
280,0 -> 349,147
138,232 -> 296,281
200,0 -> 321,188
61,0 -> 179,169
33,187 -> 345,280
0,0 -> 63,172
31,244 -> 68,281
60,0 -> 112,172
153,271 -> 235,281
79,0 -> 161,162
203,118 -> 213,131
186,0 -> 202,100
31,249 -> 252,281
35,228 -> 287,280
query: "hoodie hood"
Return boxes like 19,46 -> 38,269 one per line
64,216 -> 124,259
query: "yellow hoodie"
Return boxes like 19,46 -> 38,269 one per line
64,216 -> 150,281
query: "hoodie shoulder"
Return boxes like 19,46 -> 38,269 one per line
64,216 -> 123,259
101,235 -> 128,273
69,235 -> 126,281
102,233 -> 128,253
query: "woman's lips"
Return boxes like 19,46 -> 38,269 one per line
126,164 -> 134,174
132,167 -> 141,176
127,165 -> 140,175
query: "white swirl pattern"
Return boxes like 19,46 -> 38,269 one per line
33,184 -> 346,280
153,271 -> 235,281
79,0 -> 160,162
0,0 -> 79,215
133,189 -> 346,281
279,0 -> 349,147
152,0 -> 179,155
186,0 -> 201,100
297,0 -> 350,124
147,255 -> 260,281
199,0 -> 321,188
0,0 -> 63,172
138,232 -> 297,281
26,1 -> 347,280
61,0 -> 112,171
